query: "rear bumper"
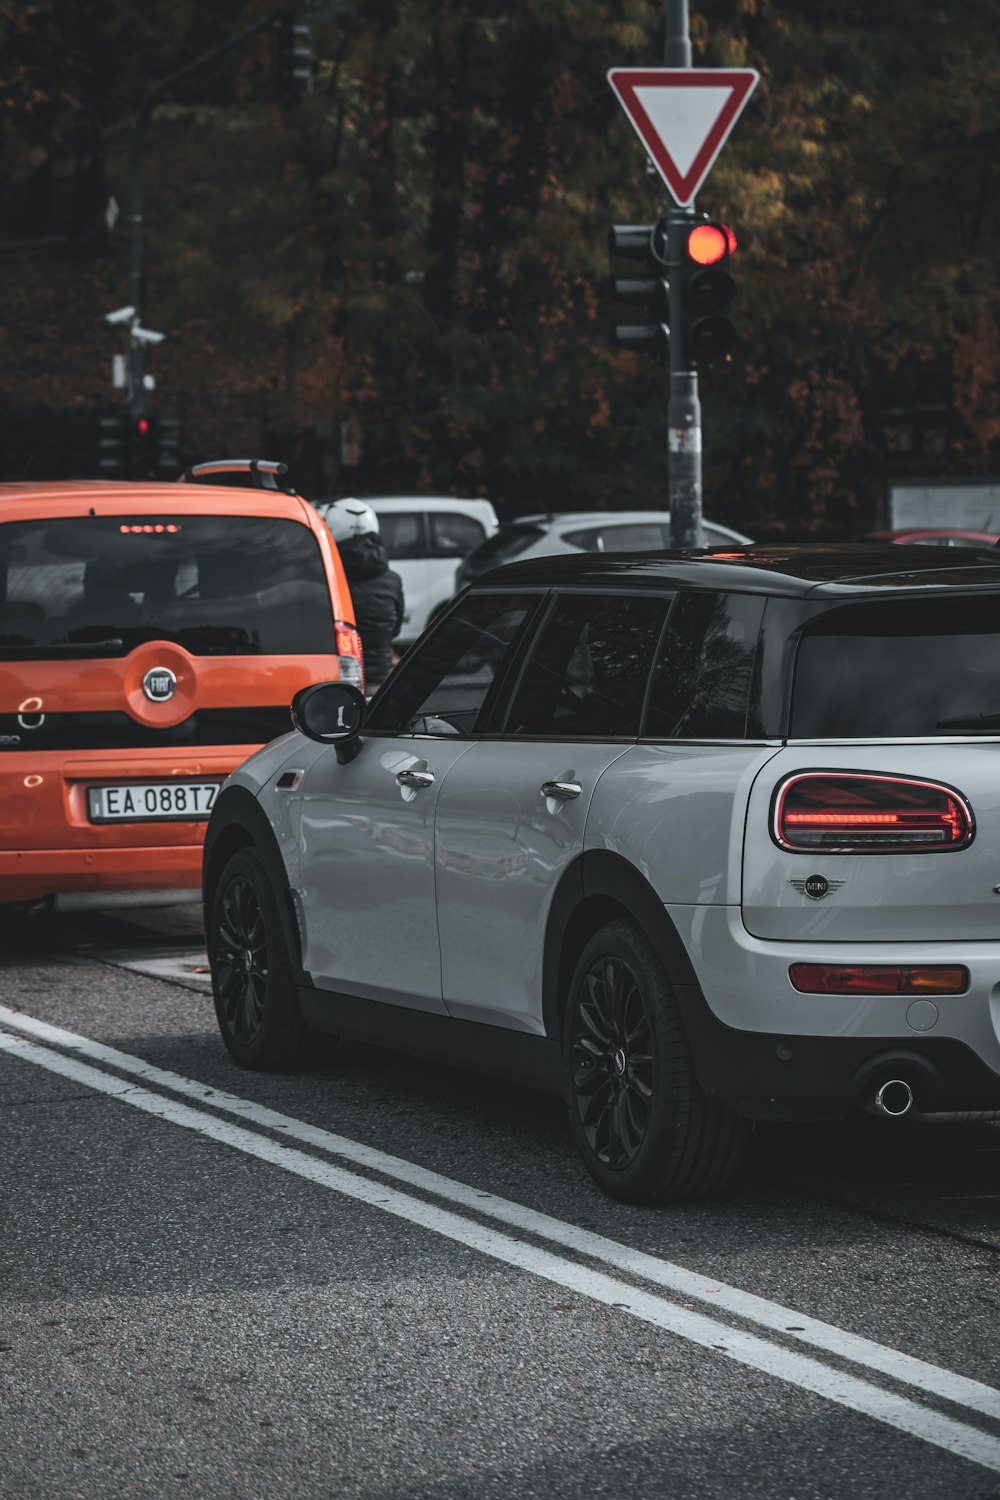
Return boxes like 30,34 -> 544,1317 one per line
679,988 -> 1000,1120
0,844 -> 204,904
669,902 -> 1000,1119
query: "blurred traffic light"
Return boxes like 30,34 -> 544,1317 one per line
133,415 -> 157,479
96,412 -> 181,479
682,221 -> 738,368
608,220 -> 670,364
277,16 -> 313,94
98,412 -> 129,477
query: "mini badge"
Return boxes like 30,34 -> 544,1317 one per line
788,874 -> 845,901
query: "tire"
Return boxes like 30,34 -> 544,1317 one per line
208,846 -> 317,1070
563,918 -> 748,1204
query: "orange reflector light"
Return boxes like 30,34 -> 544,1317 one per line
687,224 -> 729,265
789,964 -> 968,996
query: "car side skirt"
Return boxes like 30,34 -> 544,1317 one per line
298,987 -> 564,1097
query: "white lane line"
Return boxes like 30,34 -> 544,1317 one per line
0,1002 -> 996,1424
2,1027 -> 1000,1474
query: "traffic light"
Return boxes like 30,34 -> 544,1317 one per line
608,220 -> 670,364
681,220 -> 738,368
156,417 -> 181,478
132,416 -> 157,479
98,412 -> 129,477
277,16 -> 313,93
122,415 -> 182,479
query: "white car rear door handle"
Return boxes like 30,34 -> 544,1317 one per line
541,780 -> 582,800
396,769 -> 435,790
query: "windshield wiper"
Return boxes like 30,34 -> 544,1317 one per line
0,638 -> 124,659
936,712 -> 1000,729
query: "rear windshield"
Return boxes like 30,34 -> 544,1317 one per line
465,524 -> 545,569
791,597 -> 1000,737
0,515 -> 336,658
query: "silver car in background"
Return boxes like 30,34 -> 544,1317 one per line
455,509 -> 753,590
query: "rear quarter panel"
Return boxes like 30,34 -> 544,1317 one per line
743,741 -> 1000,941
584,743 -> 783,905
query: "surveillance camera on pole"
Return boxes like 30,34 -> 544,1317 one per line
131,326 -> 166,346
105,305 -> 137,326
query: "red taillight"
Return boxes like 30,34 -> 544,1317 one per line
335,621 -> 365,692
789,964 -> 969,995
774,774 -> 973,853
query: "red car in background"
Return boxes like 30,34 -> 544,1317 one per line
863,528 -> 1000,548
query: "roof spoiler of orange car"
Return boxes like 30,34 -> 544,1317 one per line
178,458 -> 296,493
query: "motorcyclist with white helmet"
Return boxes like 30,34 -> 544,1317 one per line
316,499 -> 404,690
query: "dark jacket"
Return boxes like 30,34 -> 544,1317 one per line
337,532 -> 404,685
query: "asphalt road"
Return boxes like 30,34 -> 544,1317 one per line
2,906 -> 999,1500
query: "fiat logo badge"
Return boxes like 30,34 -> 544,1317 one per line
142,666 -> 177,703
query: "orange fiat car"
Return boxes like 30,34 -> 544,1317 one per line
0,460 -> 361,915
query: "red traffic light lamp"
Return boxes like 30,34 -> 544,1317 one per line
682,220 -> 738,367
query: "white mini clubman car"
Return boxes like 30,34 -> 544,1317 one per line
203,543 -> 1000,1203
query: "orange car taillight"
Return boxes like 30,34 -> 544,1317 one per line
773,773 -> 973,853
789,964 -> 969,995
335,622 -> 365,692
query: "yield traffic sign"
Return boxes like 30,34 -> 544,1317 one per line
607,68 -> 759,207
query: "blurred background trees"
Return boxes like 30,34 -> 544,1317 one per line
1,0 -> 998,536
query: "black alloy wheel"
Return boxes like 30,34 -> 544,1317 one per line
564,918 -> 748,1204
214,873 -> 268,1048
209,846 -> 313,1070
570,953 -> 654,1171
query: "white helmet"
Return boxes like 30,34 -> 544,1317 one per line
317,498 -> 380,542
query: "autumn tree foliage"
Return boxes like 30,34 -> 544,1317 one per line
1,0 -> 998,535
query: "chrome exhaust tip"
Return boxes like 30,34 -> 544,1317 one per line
874,1079 -> 915,1119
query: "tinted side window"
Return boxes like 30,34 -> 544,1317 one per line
503,593 -> 670,739
465,525 -> 545,568
378,513 -> 426,560
366,593 -> 538,736
644,592 -> 763,739
428,513 -> 486,558
563,523 -> 667,552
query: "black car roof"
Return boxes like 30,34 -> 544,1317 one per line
472,543 -> 1000,598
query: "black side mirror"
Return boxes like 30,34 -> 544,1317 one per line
290,681 -> 367,762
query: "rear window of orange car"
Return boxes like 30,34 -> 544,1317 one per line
0,515 -> 336,658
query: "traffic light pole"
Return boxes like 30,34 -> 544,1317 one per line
664,0 -> 702,549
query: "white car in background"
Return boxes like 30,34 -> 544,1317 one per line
455,509 -> 754,590
366,496 -> 499,644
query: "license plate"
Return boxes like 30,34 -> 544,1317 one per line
87,781 -> 221,823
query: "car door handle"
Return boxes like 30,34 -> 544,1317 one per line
541,780 -> 582,800
396,769 -> 435,790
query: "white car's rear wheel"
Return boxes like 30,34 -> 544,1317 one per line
564,918 -> 748,1203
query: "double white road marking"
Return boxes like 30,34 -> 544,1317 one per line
2,1000 -> 998,1472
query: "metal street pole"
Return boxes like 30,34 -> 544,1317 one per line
664,0 -> 702,548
